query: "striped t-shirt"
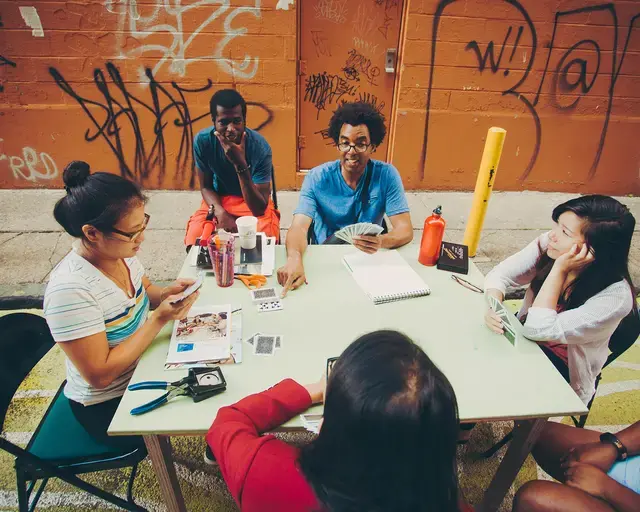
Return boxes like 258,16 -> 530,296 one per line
44,249 -> 150,405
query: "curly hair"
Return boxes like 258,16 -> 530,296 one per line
327,101 -> 387,146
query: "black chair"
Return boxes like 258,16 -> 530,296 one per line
482,308 -> 640,458
0,313 -> 148,511
270,165 -> 278,211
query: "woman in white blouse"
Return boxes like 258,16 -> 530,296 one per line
484,195 -> 636,405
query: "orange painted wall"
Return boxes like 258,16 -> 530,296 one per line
393,0 -> 640,194
0,0 -> 297,190
1,0 -> 640,194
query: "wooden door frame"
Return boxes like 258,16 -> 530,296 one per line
295,0 -> 411,185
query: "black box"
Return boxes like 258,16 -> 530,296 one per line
437,241 -> 469,274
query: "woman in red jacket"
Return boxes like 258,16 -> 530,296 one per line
206,330 -> 466,512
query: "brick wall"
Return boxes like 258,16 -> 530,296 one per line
0,0 -> 297,190
1,0 -> 639,194
393,0 -> 640,194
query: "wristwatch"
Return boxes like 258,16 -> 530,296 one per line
236,164 -> 251,175
600,432 -> 628,461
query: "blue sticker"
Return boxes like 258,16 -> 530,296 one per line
177,343 -> 194,352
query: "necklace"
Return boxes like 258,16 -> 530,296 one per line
101,259 -> 134,299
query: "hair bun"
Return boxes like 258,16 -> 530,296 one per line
63,161 -> 91,190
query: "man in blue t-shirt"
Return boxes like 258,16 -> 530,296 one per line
184,89 -> 280,247
277,101 -> 413,295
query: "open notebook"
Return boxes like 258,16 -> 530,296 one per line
343,250 -> 431,304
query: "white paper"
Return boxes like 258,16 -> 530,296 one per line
19,7 -> 44,37
276,0 -> 295,10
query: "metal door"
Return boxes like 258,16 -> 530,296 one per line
298,0 -> 404,171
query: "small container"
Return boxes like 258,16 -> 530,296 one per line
208,233 -> 235,287
418,205 -> 446,266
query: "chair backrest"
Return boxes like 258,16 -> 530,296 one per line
270,165 -> 278,210
604,307 -> 640,368
0,313 -> 55,430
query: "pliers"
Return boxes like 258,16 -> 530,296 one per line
235,274 -> 267,290
127,368 -> 226,415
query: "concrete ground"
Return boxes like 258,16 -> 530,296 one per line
2,189 -> 640,306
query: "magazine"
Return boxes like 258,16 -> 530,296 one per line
165,305 -> 232,368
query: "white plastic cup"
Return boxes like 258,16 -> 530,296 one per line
236,216 -> 258,250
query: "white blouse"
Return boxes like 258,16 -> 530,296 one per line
484,232 -> 634,405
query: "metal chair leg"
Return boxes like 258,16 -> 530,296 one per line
29,478 -> 49,512
15,469 -> 29,512
482,430 -> 514,458
127,462 -> 139,504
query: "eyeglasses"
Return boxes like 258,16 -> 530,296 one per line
337,142 -> 372,153
109,213 -> 150,242
326,357 -> 339,379
451,275 -> 484,294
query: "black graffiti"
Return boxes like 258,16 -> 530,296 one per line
49,63 -> 274,186
344,49 -> 381,86
0,16 -> 16,93
304,72 -> 358,118
311,30 -> 332,57
422,0 -> 640,182
314,128 -> 335,146
357,92 -> 386,113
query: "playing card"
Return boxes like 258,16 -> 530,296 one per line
257,300 -> 283,313
254,335 -> 276,356
502,324 -> 516,346
250,287 -> 278,304
245,332 -> 262,346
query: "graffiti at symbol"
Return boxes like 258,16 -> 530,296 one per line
304,72 -> 358,119
0,140 -> 58,182
422,0 -> 640,182
344,49 -> 380,86
49,63 -> 274,187
106,0 -> 261,80
314,0 -> 348,24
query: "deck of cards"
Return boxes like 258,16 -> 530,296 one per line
250,287 -> 283,313
487,295 -> 519,346
334,222 -> 384,245
245,333 -> 283,356
300,413 -> 322,434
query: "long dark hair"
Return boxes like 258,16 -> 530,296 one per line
53,161 -> 146,238
298,330 -> 460,512
531,195 -> 636,311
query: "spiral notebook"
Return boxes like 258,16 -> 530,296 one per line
343,250 -> 431,305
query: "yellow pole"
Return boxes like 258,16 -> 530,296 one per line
463,127 -> 507,257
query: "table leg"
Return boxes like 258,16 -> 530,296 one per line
144,435 -> 187,512
477,418 -> 548,512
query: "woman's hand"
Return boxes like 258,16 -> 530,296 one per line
554,243 -> 595,275
562,442 -> 618,473
153,291 -> 200,323
565,461 -> 611,498
484,289 -> 504,334
304,374 -> 327,404
161,278 -> 196,302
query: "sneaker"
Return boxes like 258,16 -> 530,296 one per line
204,445 -> 217,465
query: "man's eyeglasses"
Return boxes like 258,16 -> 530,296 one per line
110,213 -> 150,242
337,142 -> 372,153
451,275 -> 484,294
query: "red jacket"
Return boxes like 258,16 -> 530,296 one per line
206,379 -> 320,511
206,379 -> 475,512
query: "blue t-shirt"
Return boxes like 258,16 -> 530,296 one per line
294,159 -> 410,244
193,127 -> 272,197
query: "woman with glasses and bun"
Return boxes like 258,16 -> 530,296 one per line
277,101 -> 414,296
44,161 -> 199,449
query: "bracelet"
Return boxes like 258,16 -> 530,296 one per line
600,432 -> 628,461
236,164 -> 251,175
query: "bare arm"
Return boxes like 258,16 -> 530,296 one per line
237,174 -> 269,216
143,275 -> 195,309
57,293 -> 198,389
277,214 -> 312,296
381,212 -> 413,248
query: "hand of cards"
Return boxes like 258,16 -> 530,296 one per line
486,294 -> 520,346
300,413 -> 322,434
334,222 -> 384,245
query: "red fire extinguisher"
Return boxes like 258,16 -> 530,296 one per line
418,206 -> 446,266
